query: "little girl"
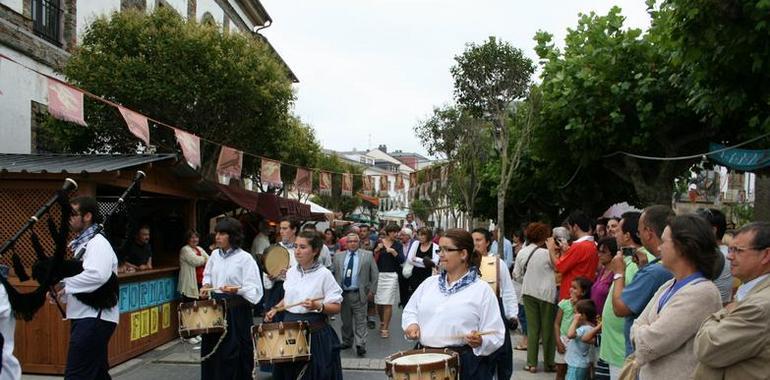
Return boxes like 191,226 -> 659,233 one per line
566,299 -> 598,380
554,277 -> 592,380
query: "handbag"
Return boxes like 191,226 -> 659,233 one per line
617,354 -> 641,380
402,241 -> 415,279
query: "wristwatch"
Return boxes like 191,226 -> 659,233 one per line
613,273 -> 624,281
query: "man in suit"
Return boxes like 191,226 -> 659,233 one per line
694,221 -> 770,379
334,232 -> 378,357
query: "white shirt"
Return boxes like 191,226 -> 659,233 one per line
406,242 -> 439,268
519,244 -> 557,304
402,274 -> 505,356
0,286 -> 21,380
250,233 -> 270,257
202,248 -> 263,304
63,234 -> 119,323
283,265 -> 342,314
262,242 -> 298,290
319,245 -> 333,272
491,256 -> 519,320
735,273 -> 770,302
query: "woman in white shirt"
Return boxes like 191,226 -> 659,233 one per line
200,217 -> 263,380
403,228 -> 505,380
265,231 -> 343,380
472,228 -> 519,380
404,227 -> 439,302
517,222 -> 557,373
178,230 -> 208,302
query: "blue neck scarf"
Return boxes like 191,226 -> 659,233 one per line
438,267 -> 478,296
69,224 -> 100,253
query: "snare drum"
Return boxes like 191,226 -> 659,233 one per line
253,321 -> 311,364
385,348 -> 459,380
264,245 -> 291,278
178,299 -> 226,338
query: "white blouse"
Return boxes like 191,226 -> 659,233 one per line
519,244 -> 557,304
202,248 -> 263,305
490,256 -> 519,320
283,266 -> 343,314
405,242 -> 440,268
402,274 -> 505,356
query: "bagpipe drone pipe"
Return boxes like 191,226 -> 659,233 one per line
0,171 -> 146,320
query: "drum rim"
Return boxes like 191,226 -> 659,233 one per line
178,299 -> 224,310
384,348 -> 459,374
264,245 -> 290,276
252,321 -> 308,333
255,354 -> 311,365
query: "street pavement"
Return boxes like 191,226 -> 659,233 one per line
22,308 -> 552,380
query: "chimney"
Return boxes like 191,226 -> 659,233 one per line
378,144 -> 387,153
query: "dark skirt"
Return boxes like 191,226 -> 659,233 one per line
201,295 -> 254,380
490,297 -> 513,380
264,280 -> 285,320
272,312 -> 343,380
407,266 -> 432,302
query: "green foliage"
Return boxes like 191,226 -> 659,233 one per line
409,198 -> 432,223
534,7 -> 707,211
44,8 -> 306,164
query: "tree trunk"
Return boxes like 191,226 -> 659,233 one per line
754,173 -> 770,221
497,182 -> 506,253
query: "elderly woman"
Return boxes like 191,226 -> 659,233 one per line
630,214 -> 722,379
403,228 -> 505,379
515,222 -> 557,373
404,227 -> 439,301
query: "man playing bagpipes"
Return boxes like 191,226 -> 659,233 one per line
50,196 -> 118,379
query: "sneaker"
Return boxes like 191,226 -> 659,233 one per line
367,320 -> 376,330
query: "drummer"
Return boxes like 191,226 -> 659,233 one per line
199,217 -> 263,380
263,219 -> 299,319
265,230 -> 343,379
472,228 -> 519,380
402,228 -> 505,379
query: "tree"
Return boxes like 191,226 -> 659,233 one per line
415,105 -> 491,225
42,8 -> 312,165
451,36 -> 535,247
533,7 -> 712,213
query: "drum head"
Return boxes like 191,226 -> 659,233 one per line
391,353 -> 453,365
264,245 -> 290,277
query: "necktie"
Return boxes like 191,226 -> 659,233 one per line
344,251 -> 356,288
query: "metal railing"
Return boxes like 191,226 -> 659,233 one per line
31,0 -> 63,46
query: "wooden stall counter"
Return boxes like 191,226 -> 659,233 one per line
13,266 -> 181,375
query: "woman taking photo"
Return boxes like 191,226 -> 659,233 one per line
373,223 -> 405,338
516,222 -> 557,373
630,214 -> 722,379
402,228 -> 505,379
265,231 -> 343,379
404,227 -> 439,302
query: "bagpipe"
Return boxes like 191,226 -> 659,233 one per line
0,171 -> 146,320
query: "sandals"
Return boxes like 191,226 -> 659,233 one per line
523,365 -> 537,373
380,329 -> 390,338
514,344 -> 528,351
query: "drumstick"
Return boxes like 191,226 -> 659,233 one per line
272,297 -> 325,312
443,330 -> 497,340
199,285 -> 241,292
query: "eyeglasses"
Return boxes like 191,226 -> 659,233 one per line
727,246 -> 768,254
439,246 -> 462,253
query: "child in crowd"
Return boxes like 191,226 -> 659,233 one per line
566,299 -> 598,380
554,277 -> 593,380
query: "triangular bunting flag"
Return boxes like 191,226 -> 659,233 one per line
261,159 -> 282,188
173,128 -> 200,168
294,168 -> 312,194
216,146 -> 243,181
320,171 -> 332,196
47,78 -> 86,126
118,106 -> 150,146
342,173 -> 353,196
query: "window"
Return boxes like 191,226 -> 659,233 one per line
31,0 -> 62,46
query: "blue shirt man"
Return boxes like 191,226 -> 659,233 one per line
491,237 -> 514,270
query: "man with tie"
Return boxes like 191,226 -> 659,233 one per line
334,233 -> 378,357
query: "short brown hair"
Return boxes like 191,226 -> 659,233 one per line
525,222 -> 551,243
417,227 -> 433,241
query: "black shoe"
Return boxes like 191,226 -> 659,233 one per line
340,343 -> 352,350
356,346 -> 366,357
367,320 -> 375,329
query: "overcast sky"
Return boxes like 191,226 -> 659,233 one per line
261,0 -> 650,157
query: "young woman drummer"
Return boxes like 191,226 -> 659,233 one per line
199,217 -> 263,380
265,231 -> 343,379
402,228 -> 505,379
472,228 -> 519,380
